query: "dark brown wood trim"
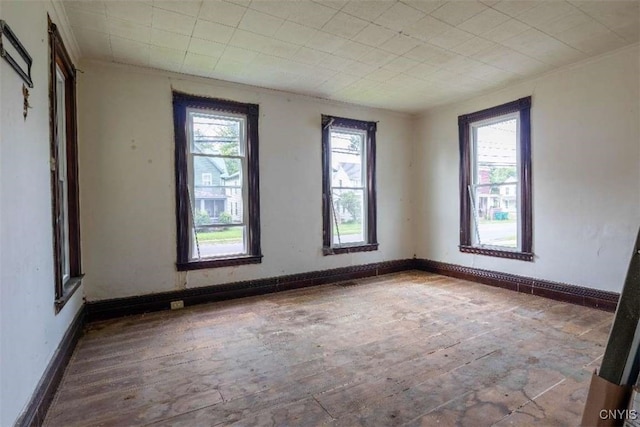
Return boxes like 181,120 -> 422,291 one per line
459,96 -> 532,260
415,258 -> 619,312
321,114 -> 377,253
323,243 -> 379,255
177,255 -> 263,271
49,16 -> 82,311
15,305 -> 85,427
173,92 -> 261,269
86,259 -> 413,322
459,245 -> 533,261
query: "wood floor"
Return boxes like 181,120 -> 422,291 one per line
44,271 -> 613,426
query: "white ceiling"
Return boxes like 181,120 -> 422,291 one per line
62,0 -> 640,113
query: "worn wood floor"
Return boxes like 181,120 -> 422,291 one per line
44,271 -> 613,426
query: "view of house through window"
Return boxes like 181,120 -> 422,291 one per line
471,116 -> 519,249
330,128 -> 366,246
189,110 -> 246,258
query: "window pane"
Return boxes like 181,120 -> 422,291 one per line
472,118 -> 518,249
331,130 -> 363,188
56,66 -> 71,281
192,225 -> 246,259
331,188 -> 365,245
193,156 -> 243,226
191,112 -> 244,156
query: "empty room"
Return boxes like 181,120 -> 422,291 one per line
1,0 -> 639,426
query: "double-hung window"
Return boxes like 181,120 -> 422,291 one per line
459,97 -> 533,261
322,115 -> 378,255
49,18 -> 82,311
173,93 -> 261,270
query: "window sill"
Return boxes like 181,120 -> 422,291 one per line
459,245 -> 533,261
177,254 -> 263,271
55,275 -> 83,314
323,243 -> 379,256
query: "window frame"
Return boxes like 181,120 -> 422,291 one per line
458,96 -> 533,261
321,115 -> 378,255
173,92 -> 261,271
49,17 -> 82,312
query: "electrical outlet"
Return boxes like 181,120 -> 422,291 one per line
170,300 -> 184,310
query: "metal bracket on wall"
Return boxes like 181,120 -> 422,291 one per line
0,20 -> 33,88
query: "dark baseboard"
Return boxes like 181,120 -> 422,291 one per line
85,259 -> 414,322
415,259 -> 620,312
15,305 -> 86,427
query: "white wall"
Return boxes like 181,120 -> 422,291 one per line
0,1 -> 84,425
78,62 -> 414,301
413,45 -> 640,293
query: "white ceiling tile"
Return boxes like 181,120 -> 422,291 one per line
227,0 -> 251,7
315,0 -> 349,11
188,37 -> 226,57
340,0 -> 394,21
332,41 -> 374,60
403,15 -> 452,41
273,21 -> 318,45
150,45 -> 186,65
108,18 -> 151,43
375,2 -> 426,32
614,22 -> 640,43
305,31 -> 348,53
382,55 -> 421,72
321,54 -> 354,71
260,38 -> 300,58
291,46 -> 330,65
65,1 -> 106,15
199,1 -> 247,27
403,62 -> 440,80
358,48 -> 398,67
379,34 -> 421,55
492,1 -> 537,18
71,27 -> 111,59
352,24 -> 397,47
482,19 -> 529,43
556,21 -> 627,55
150,28 -> 191,50
364,67 -> 397,82
346,61 -> 379,76
480,0 -> 500,6
229,28 -> 269,50
152,8 -> 196,35
248,1 -> 291,19
219,46 -> 259,63
181,52 -> 217,73
106,2 -> 153,26
238,9 -> 284,36
110,35 -> 150,66
66,8 -> 109,32
430,1 -> 487,26
321,12 -> 368,39
193,20 -> 235,43
457,8 -> 510,35
286,1 -> 338,29
213,58 -> 248,76
571,0 -> 640,37
473,44 -> 549,75
516,1 -> 576,27
153,1 -> 202,17
427,27 -> 474,49
402,1 -> 446,14
449,37 -> 496,56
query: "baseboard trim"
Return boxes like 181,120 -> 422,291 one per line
415,259 -> 619,312
15,305 -> 86,427
85,259 -> 414,322
86,257 -> 620,322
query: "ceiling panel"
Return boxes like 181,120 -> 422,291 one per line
63,0 -> 640,113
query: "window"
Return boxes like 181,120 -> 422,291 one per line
49,17 -> 82,312
322,115 -> 377,255
459,97 -> 533,261
173,92 -> 261,270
